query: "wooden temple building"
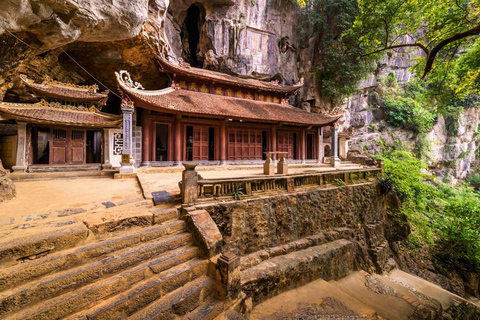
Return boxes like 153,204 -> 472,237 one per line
0,75 -> 121,171
116,56 -> 342,166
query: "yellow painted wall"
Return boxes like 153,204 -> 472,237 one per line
0,136 -> 17,169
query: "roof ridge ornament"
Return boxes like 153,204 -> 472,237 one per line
37,74 -> 100,93
115,71 -> 144,90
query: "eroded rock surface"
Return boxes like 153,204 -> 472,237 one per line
0,160 -> 15,203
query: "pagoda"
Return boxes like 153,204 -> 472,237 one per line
0,75 -> 121,171
116,56 -> 341,166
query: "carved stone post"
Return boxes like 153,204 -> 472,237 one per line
339,136 -> 348,159
263,152 -> 274,175
217,252 -> 241,301
330,124 -> 340,167
317,126 -> 323,164
12,122 -> 27,172
277,152 -> 288,174
119,102 -> 135,174
102,128 -> 112,170
182,162 -> 198,204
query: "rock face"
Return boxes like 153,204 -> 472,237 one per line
0,160 -> 15,203
339,42 -> 479,183
0,0 -> 148,49
164,0 -> 300,82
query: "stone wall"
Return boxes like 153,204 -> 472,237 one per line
202,183 -> 387,259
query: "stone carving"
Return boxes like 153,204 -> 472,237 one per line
203,49 -> 219,71
116,70 -> 144,90
279,36 -> 296,53
113,132 -> 123,155
0,160 -> 16,203
177,57 -> 191,68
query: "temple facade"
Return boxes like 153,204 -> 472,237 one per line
116,56 -> 342,166
0,75 -> 121,171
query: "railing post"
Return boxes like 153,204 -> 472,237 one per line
245,182 -> 252,196
286,177 -> 294,192
182,163 -> 198,204
217,252 -> 241,301
377,159 -> 385,176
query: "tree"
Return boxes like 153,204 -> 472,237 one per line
293,0 -> 480,108
351,0 -> 480,79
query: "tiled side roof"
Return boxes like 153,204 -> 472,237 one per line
20,74 -> 109,105
118,81 -> 339,126
157,56 -> 303,95
0,102 -> 121,127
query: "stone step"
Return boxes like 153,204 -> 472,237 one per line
78,258 -> 209,320
0,220 -> 89,267
127,276 -> 215,320
0,232 -> 194,315
4,247 -> 202,320
183,296 -> 224,320
0,220 -> 187,291
241,239 -> 354,305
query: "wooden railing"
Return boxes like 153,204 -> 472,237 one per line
195,167 -> 382,200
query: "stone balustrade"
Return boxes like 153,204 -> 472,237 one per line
181,164 -> 383,203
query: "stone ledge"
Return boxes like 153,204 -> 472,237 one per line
114,173 -> 137,179
241,239 -> 355,305
184,209 -> 223,258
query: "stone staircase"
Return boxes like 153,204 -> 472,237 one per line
0,206 -> 223,320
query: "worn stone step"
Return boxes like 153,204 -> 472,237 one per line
127,276 -> 215,320
4,246 -> 201,320
80,258 -> 209,320
0,220 -> 89,267
183,296 -> 224,320
0,220 -> 186,292
0,232 -> 194,315
241,239 -> 354,305
150,207 -> 179,225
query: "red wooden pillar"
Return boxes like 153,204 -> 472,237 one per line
301,128 -> 306,163
174,115 -> 182,166
141,109 -> 151,162
316,126 -> 322,163
220,120 -> 227,165
271,126 -> 277,151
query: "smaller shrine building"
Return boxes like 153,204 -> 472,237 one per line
0,75 -> 121,171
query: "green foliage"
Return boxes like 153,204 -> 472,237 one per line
351,0 -> 480,79
334,178 -> 347,186
380,150 -> 480,271
373,74 -> 435,135
434,193 -> 480,270
233,184 -> 244,200
466,174 -> 480,190
296,0 -> 377,107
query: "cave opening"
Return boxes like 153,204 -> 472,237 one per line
181,3 -> 204,67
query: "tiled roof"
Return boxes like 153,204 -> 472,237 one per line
157,56 -> 303,95
0,102 -> 121,127
118,81 -> 339,126
20,74 -> 109,105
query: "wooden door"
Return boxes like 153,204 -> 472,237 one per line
227,129 -> 262,160
71,130 -> 85,164
278,131 -> 295,159
51,128 -> 67,164
192,126 -> 209,161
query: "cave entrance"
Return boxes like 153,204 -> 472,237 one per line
181,3 -> 205,67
